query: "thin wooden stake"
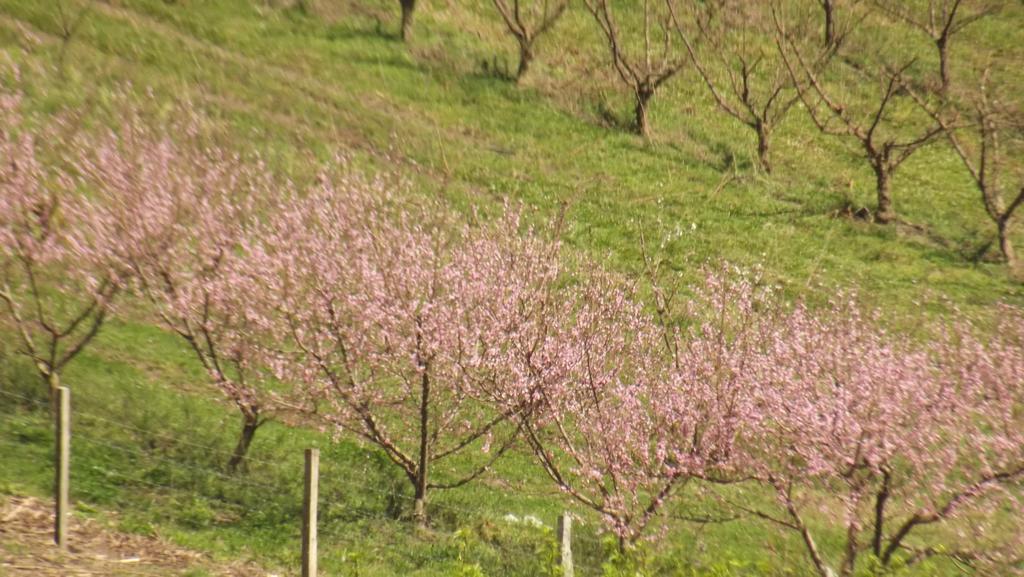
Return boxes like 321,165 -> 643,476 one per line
54,385 -> 70,550
557,512 -> 573,577
302,448 -> 319,577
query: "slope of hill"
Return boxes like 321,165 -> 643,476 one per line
1,1 -> 1022,575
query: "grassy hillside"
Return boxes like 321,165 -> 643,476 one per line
1,0 -> 1022,575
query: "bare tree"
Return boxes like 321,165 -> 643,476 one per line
583,0 -> 687,137
910,70 -> 1024,267
669,1 -> 813,173
399,0 -> 417,41
55,0 -> 94,75
491,0 -> 568,82
775,11 -> 943,223
872,0 -> 998,96
813,0 -> 866,49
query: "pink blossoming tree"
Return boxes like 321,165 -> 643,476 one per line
0,91 -> 178,405
485,264 -> 774,549
243,178 -> 558,523
93,112 -> 284,474
1,89 -> 288,470
747,300 -> 1024,577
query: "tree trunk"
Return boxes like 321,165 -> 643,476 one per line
998,217 -> 1016,267
635,87 -> 654,138
871,474 -> 890,558
413,367 -> 431,526
46,370 -> 60,416
516,40 -> 534,82
874,163 -> 895,224
937,38 -> 950,96
400,0 -> 416,42
413,476 -> 428,525
227,410 -> 261,474
823,1 -> 836,48
756,122 -> 772,174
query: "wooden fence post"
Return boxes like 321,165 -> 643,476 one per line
557,512 -> 573,577
54,385 -> 70,550
302,448 -> 319,577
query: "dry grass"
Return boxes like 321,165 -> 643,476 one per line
0,496 -> 271,577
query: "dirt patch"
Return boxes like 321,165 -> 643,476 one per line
0,496 -> 272,576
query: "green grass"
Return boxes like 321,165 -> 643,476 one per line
0,325 -> 581,576
1,0 -> 1022,575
